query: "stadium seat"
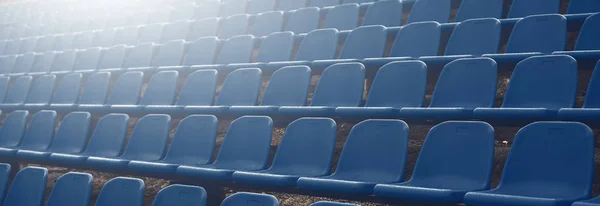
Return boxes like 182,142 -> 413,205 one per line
558,61 -> 600,120
221,192 -> 279,206
21,75 -> 56,109
322,3 -> 359,30
194,1 -> 220,20
310,201 -> 358,206
297,119 -> 409,194
95,177 -> 144,206
113,26 -> 139,46
191,35 -> 254,70
0,76 -> 31,110
96,45 -> 127,71
336,61 -> 427,117
553,13 -> 600,59
0,110 -> 56,157
0,111 -> 28,150
483,14 -> 567,63
567,0 -> 600,16
187,18 -> 219,40
278,0 -> 307,11
122,43 -> 154,71
161,20 -> 191,42
464,122 -> 593,206
146,70 -> 218,113
3,167 -> 47,206
279,63 -> 364,116
46,172 -> 93,206
227,31 -> 294,70
314,25 -> 386,69
78,71 -> 143,112
111,71 -> 178,113
508,0 -> 561,18
86,114 -> 170,170
152,185 -> 207,206
0,163 -> 9,203
374,121 -> 494,203
71,31 -> 94,49
247,0 -> 275,14
148,9 -> 172,24
220,14 -> 250,39
181,37 -> 218,68
34,35 -> 55,53
407,0 -> 451,24
46,73 -> 83,110
0,55 -> 17,75
49,50 -> 76,74
67,72 -> 110,110
220,0 -> 247,17
128,115 -> 217,175
72,48 -> 102,72
266,28 -> 338,69
154,40 -> 185,68
176,116 -> 273,180
138,23 -> 164,44
309,0 -> 339,7
285,7 -> 320,34
28,51 -> 56,75
92,28 -> 116,47
454,0 -> 503,22
54,33 -> 74,51
128,11 -> 151,26
2,40 -> 19,55
474,55 -> 577,120
361,0 -> 403,27
251,11 -> 284,37
169,6 -> 196,22
18,37 -> 36,54
233,117 -> 336,187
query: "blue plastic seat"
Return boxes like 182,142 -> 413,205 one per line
86,114 -> 171,170
407,0 -> 451,24
73,48 -> 102,72
161,20 -> 191,43
310,201 -> 358,206
113,26 -> 140,46
28,51 -> 56,75
0,55 -> 17,75
483,14 -> 567,63
221,192 -> 279,206
170,5 -> 196,22
465,122 -> 593,206
92,28 -> 116,47
309,0 -> 339,7
0,111 -> 28,150
71,31 -> 94,49
3,167 -> 47,206
139,24 -> 165,44
18,37 -> 36,54
152,185 -> 207,206
67,72 -> 109,110
34,35 -> 55,52
53,33 -> 74,51
194,1 -> 220,19
0,76 -> 31,110
177,116 -> 273,180
454,0 -> 502,22
3,40 -> 20,55
187,18 -> 219,40
220,0 -> 247,17
146,70 -> 218,113
278,0 -> 307,11
22,75 -> 56,110
78,71 -> 143,112
9,53 -> 33,76
567,0 -> 600,15
374,121 -> 494,203
280,63 -> 364,116
553,13 -> 600,60
112,71 -> 178,113
336,61 -> 427,118
183,37 -> 218,66
507,0 -> 561,18
247,0 -> 275,14
285,7 -> 320,34
251,11 -> 284,37
0,163 -> 10,203
46,172 -> 93,206
154,40 -> 185,67
0,110 -> 56,157
233,117 -> 336,187
192,35 -> 254,70
227,31 -> 294,70
314,25 -> 386,69
323,3 -> 359,30
266,28 -> 338,69
220,14 -> 250,39
48,50 -> 76,75
297,119 -> 409,194
47,73 -> 82,110
122,43 -> 154,71
95,177 -> 144,206
96,45 -> 126,71
148,10 -> 172,24
474,55 -> 576,120
558,61 -> 600,120
361,0 -> 402,27
49,113 -> 129,166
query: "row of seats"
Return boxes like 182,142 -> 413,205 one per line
0,110 -> 595,205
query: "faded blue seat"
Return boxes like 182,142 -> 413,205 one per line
194,1 -> 220,19
0,111 -> 57,157
400,58 -> 497,119
227,32 -> 294,71
0,163 -> 9,203
278,0 -> 307,11
28,51 -> 56,76
314,25 -> 386,69
21,75 -> 56,110
46,172 -> 93,206
18,38 -> 36,54
72,31 -> 94,49
92,28 -> 116,47
221,192 -> 279,206
95,45 -> 126,72
0,76 -> 7,104
232,118 -> 336,187
113,26 -> 140,46
176,116 -> 273,180
72,48 -> 102,72
122,43 -> 155,72
53,33 -> 74,51
86,114 -> 170,171
280,63 -> 364,116
45,73 -> 82,110
464,122 -> 594,206
407,0 -> 451,24
265,28 -> 338,70
361,0 -> 402,27
161,20 -> 191,43
473,55 -> 577,120
152,185 -> 207,206
553,13 -> 600,60
3,167 -> 47,206
558,60 -> 600,120
220,0 -> 247,17
310,201 -> 358,206
138,23 -> 164,44
191,35 -> 254,71
247,0 -> 275,14
95,177 -> 144,206
187,18 -> 219,41
322,3 -> 359,30
483,14 -> 566,63
8,53 -> 33,76
128,115 -> 218,175
35,35 -> 55,52
49,114 -> 129,166
220,14 -> 250,39
507,0 -> 561,18
251,11 -> 284,37
374,121 -> 495,203
181,37 -> 218,68
146,70 -> 218,113
297,119 -> 409,194
110,71 -> 178,113
309,0 -> 339,7
285,7 -> 320,34
59,72 -> 110,111
3,40 -> 20,56
0,55 -> 17,75
49,50 -> 76,75
78,71 -> 143,112
336,61 -> 427,118
455,0 -> 502,22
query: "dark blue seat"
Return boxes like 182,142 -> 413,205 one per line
454,0 -> 502,22
191,35 -> 254,71
46,172 -> 93,206
187,18 -> 219,40
3,167 -> 47,206
49,50 -> 76,75
45,73 -> 82,110
407,0 -> 451,24
78,71 -> 143,112
146,70 -> 218,113
232,117 -> 336,187
483,14 -> 567,63
182,37 -> 218,67
310,201 -> 358,206
464,122 -> 594,206
0,110 -> 56,157
176,116 -> 273,180
0,163 -> 9,203
95,177 -> 144,206
400,58 -> 497,119
220,14 -> 250,39
285,7 -> 320,34
247,0 -> 275,14
96,45 -> 126,71
128,115 -> 218,175
280,63 -> 364,116
297,119 -> 409,194
251,11 -> 284,37
221,192 -> 279,206
473,55 -> 577,120
161,20 -> 191,43
122,43 -> 154,72
322,3 -> 359,30
566,0 -> 600,16
0,76 -> 8,103
361,0 -> 402,27
227,31 -> 294,71
558,60 -> 600,120
313,25 -> 386,69
86,114 -> 170,170
374,121 -> 494,203
507,0 -> 561,18
72,48 -> 101,73
28,51 -> 56,76
553,13 -> 600,60
0,111 -> 28,151
111,71 -> 178,113
278,0 -> 307,11
265,28 -> 338,70
138,23 -> 164,44
152,185 -> 207,206
22,75 -> 56,110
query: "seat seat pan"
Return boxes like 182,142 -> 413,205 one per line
232,170 -> 302,187
296,176 -> 379,195
335,107 -> 401,118
86,156 -> 130,170
176,165 -> 236,181
373,182 -> 475,204
228,105 -> 280,115
48,153 -> 89,166
399,107 -> 473,119
15,150 -> 51,161
128,160 -> 179,175
279,106 -> 337,116
464,190 -> 583,206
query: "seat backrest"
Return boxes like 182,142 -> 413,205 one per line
163,115 -> 218,166
140,71 -> 179,106
3,39 -> 20,55
499,122 -> 593,195
0,77 -> 8,102
11,53 -> 34,74
25,75 -> 56,104
114,26 -> 139,45
0,163 -> 10,204
251,11 -> 284,37
148,9 -> 172,24
50,50 -> 77,73
79,72 -> 111,105
455,0 -> 503,22
54,33 -> 74,51
98,45 -> 127,69
390,21 -> 441,58
29,51 -> 56,73
138,23 -> 164,44
18,37 -> 36,54
365,61 -> 427,107
285,7 -> 320,34
107,71 -> 144,105
323,3 -> 359,30
0,55 -> 17,74
46,172 -> 93,206
72,31 -> 94,49
309,0 -> 339,7
214,116 -> 273,170
47,112 -> 91,154
19,110 -> 57,151
567,0 -> 600,14
35,35 -> 55,52
188,18 -> 219,40
3,167 -> 47,206
311,63 -> 364,107
220,14 -> 250,39
82,114 -> 129,157
582,62 -> 600,108
255,32 -> 294,62
0,111 -> 28,148
216,68 -> 262,106
503,55 -> 577,110
216,35 -> 254,64
123,43 -> 154,68
295,29 -> 339,61
221,192 -> 279,206
177,70 -> 218,106
278,0 -> 307,11
184,37 -> 218,65
361,0 -> 402,27
407,0 -> 451,24
73,48 -> 102,71
152,185 -> 207,206
508,0 -> 561,18
340,25 -> 386,59
95,177 -> 144,206
505,14 -> 567,54
261,66 -> 311,106
220,0 -> 247,17
444,18 -> 501,56
574,13 -> 600,51
247,0 -> 275,14
161,20 -> 191,42
120,114 -> 171,161
154,40 -> 184,67
51,73 -> 82,104
92,28 -> 116,47
4,76 -> 31,104
334,119 -> 409,182
194,1 -> 220,19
